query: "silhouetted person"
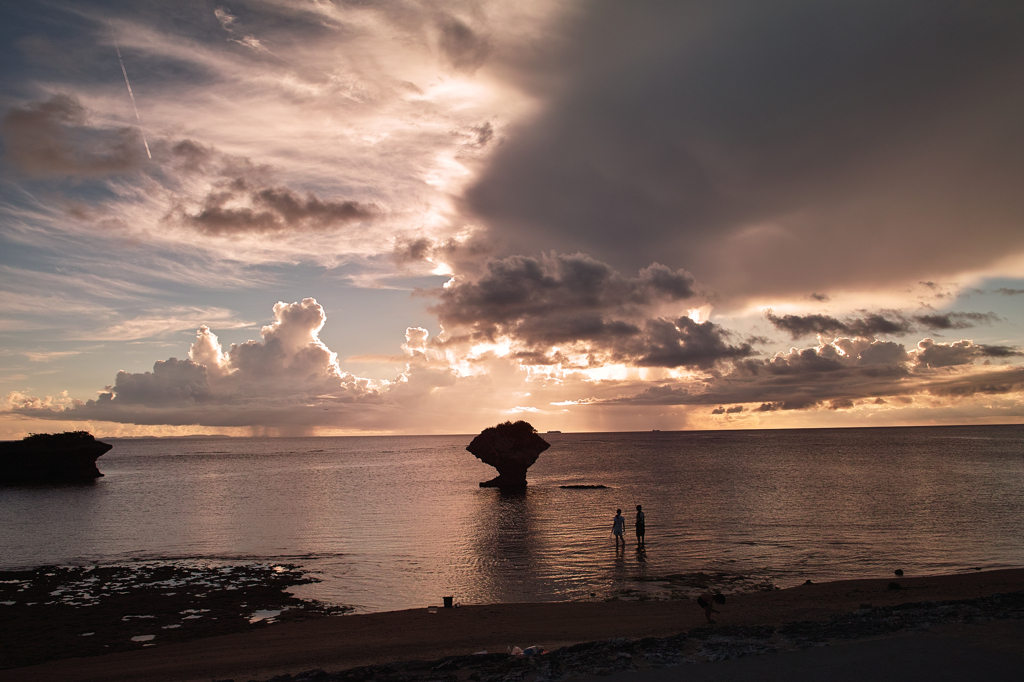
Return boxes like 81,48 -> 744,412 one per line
612,509 -> 625,548
635,504 -> 645,546
697,593 -> 726,623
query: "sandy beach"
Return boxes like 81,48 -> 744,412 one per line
5,568 -> 1023,682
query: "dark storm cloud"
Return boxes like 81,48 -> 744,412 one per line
175,179 -> 375,235
0,94 -> 145,176
431,252 -> 753,368
466,1 -> 1024,301
766,309 -> 1000,339
627,317 -> 753,369
434,252 -> 695,329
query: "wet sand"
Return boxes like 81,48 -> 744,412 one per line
5,568 -> 1024,682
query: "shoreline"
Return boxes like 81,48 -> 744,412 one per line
4,567 -> 1023,682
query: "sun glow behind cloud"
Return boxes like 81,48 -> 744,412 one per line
2,1 -> 1024,438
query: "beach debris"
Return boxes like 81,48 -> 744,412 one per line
467,421 -> 550,488
249,608 -> 282,623
894,569 -> 904,576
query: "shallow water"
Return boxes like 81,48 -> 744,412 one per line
1,425 -> 1022,612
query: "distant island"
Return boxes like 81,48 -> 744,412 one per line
0,431 -> 112,484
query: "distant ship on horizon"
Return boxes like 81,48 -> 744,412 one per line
546,430 -> 562,434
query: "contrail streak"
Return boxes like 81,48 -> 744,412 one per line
114,41 -> 151,159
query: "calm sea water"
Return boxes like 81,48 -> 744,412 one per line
1,425 -> 1022,612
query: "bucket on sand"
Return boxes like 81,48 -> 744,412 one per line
443,596 -> 454,608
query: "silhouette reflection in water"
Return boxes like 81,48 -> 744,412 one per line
469,487 -> 540,604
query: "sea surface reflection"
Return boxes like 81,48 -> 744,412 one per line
1,425 -> 1022,612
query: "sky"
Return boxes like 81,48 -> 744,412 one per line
1,0 -> 1023,439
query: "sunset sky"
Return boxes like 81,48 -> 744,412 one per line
2,0 -> 1023,438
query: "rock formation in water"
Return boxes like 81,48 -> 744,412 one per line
0,431 -> 112,484
467,420 -> 550,488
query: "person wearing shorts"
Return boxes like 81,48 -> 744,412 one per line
612,509 -> 625,547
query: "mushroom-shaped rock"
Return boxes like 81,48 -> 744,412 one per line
467,420 -> 550,488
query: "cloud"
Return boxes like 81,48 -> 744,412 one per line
765,310 -> 911,339
914,312 -> 1001,330
0,94 -> 146,177
429,252 -> 752,368
437,16 -> 491,73
174,180 -> 376,236
466,0 -> 1024,303
215,7 -> 236,31
915,338 -> 1023,368
586,333 -> 1023,412
8,299 -> 386,428
434,252 -> 695,332
765,309 -> 1001,339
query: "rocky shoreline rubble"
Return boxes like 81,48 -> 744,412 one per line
242,591 -> 1024,682
0,561 -> 350,669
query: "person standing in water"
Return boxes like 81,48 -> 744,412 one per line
612,509 -> 625,548
635,504 -> 646,546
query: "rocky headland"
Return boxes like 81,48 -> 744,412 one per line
0,431 -> 112,484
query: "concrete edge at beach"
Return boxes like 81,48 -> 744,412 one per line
6,568 -> 1024,682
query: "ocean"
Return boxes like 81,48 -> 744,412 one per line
1,425 -> 1022,613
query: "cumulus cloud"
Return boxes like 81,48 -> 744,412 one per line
467,0 -> 1024,302
915,338 -> 1023,368
585,333 -> 1023,412
429,252 -> 751,368
0,94 -> 146,177
9,299 -> 385,428
434,252 -> 695,331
